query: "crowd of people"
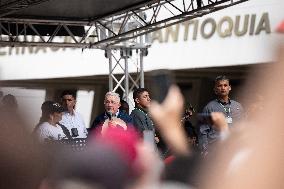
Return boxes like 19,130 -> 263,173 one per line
1,51 -> 284,189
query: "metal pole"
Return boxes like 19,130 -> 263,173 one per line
140,49 -> 145,88
108,49 -> 113,91
124,54 -> 129,103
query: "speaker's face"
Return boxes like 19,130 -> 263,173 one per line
104,95 -> 120,114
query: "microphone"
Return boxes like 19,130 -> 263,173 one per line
106,111 -> 114,120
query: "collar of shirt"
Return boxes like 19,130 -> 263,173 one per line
115,110 -> 120,117
104,110 -> 120,118
135,106 -> 148,114
217,98 -> 231,105
63,110 -> 76,116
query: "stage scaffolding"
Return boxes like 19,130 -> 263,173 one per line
0,0 -> 249,98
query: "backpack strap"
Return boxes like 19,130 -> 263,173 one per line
57,123 -> 72,140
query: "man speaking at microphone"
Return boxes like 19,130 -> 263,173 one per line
90,92 -> 133,134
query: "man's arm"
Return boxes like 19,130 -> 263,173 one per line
202,103 -> 212,114
198,124 -> 210,155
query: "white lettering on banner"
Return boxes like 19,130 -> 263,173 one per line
152,12 -> 271,43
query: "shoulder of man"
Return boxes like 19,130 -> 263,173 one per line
202,100 -> 218,113
130,108 -> 144,117
91,112 -> 106,128
37,122 -> 49,130
73,111 -> 86,126
73,110 -> 84,118
36,123 -> 52,137
95,112 -> 107,120
118,111 -> 133,123
230,100 -> 242,106
230,100 -> 244,112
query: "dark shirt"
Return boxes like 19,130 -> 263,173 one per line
90,110 -> 133,131
130,107 -> 154,134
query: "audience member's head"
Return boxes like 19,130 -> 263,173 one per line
46,143 -> 130,189
2,94 -> 18,111
0,106 -> 47,189
163,153 -> 201,187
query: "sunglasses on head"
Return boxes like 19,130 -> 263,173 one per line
53,103 -> 61,107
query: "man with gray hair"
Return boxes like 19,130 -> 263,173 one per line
90,92 -> 133,133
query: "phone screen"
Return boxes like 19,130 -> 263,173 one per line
149,69 -> 174,103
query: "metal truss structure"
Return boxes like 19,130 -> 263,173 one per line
0,0 -> 249,99
106,48 -> 148,104
0,0 -> 248,49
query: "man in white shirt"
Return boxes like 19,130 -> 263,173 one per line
59,90 -> 88,138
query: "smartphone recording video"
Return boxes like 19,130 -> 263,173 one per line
149,69 -> 175,103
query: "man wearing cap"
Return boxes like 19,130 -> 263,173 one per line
60,90 -> 88,139
90,92 -> 133,134
199,75 -> 244,154
35,101 -> 67,142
